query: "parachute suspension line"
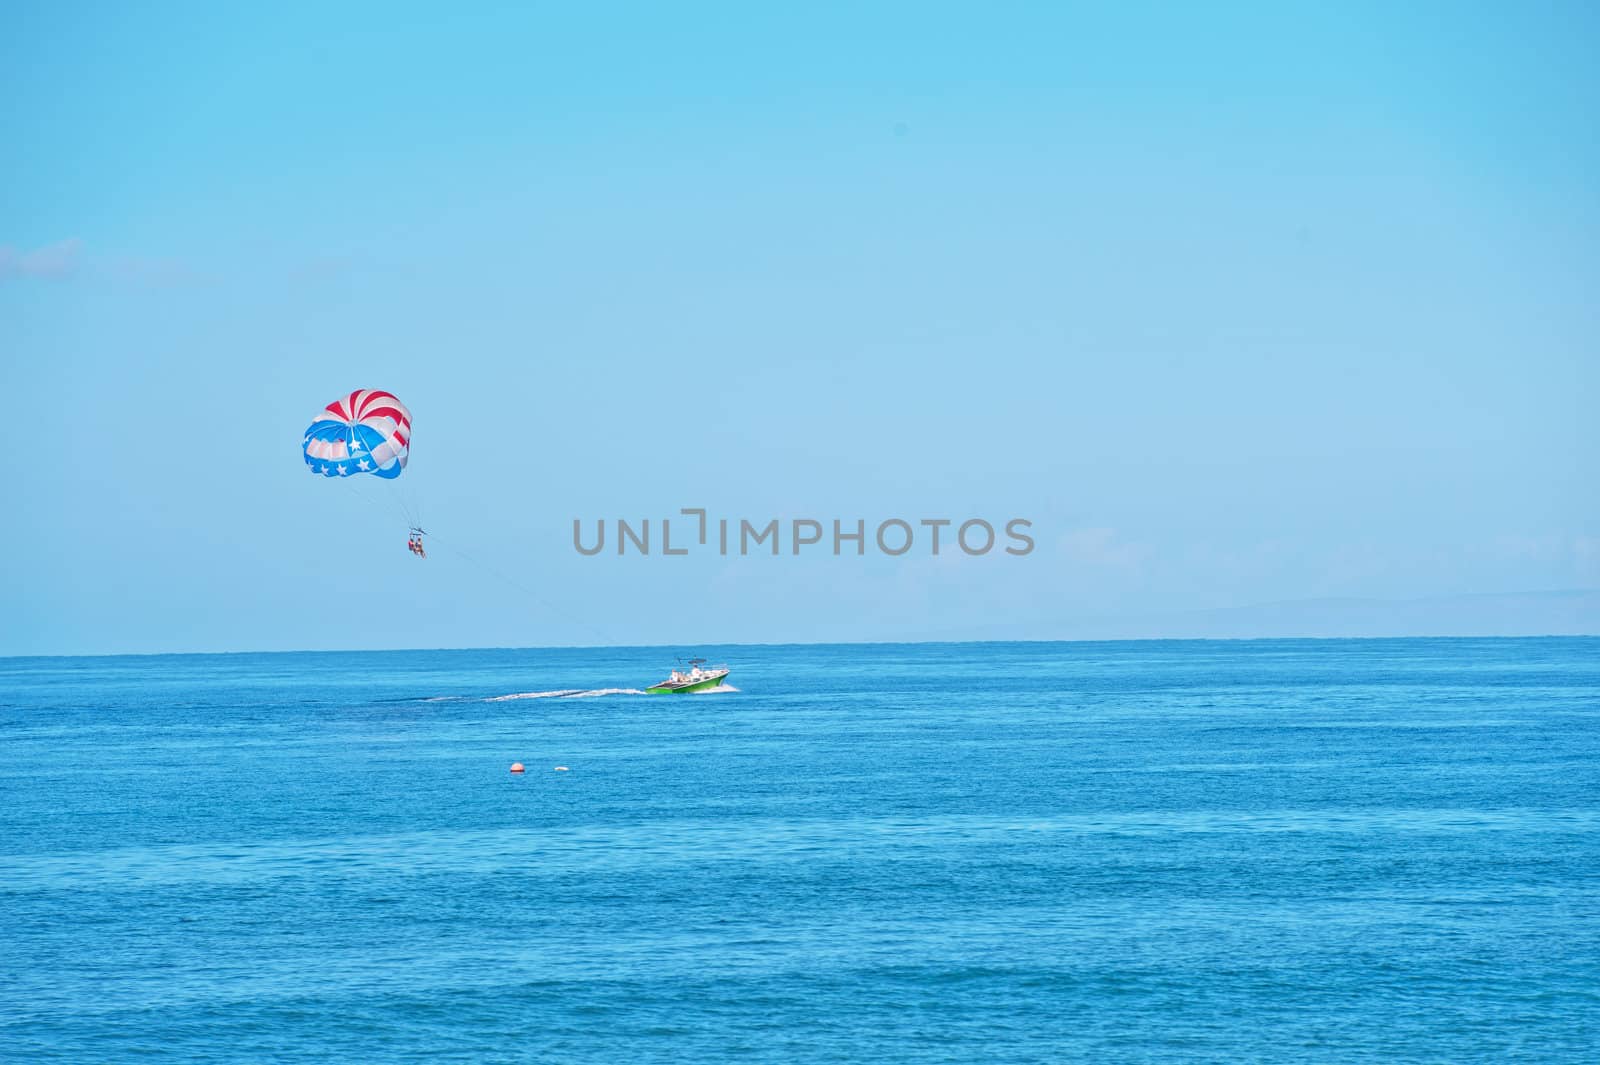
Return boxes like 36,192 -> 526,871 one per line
392,469 -> 423,536
424,531 -> 618,648
344,476 -> 413,529
340,475 -> 427,561
403,487 -> 423,538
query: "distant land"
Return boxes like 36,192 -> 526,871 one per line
1038,590 -> 1600,642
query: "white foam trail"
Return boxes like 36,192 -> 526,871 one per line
697,684 -> 739,693
488,689 -> 582,701
487,688 -> 648,702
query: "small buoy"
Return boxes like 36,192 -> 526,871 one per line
509,763 -> 525,773
554,766 -> 570,772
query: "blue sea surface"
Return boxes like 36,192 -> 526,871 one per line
2,638 -> 1598,1062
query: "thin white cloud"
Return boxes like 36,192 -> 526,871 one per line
0,238 -> 84,280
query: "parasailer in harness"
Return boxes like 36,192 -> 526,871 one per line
407,528 -> 427,558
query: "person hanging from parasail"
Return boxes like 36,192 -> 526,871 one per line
407,529 -> 427,558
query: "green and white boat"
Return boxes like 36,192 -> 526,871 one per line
646,659 -> 731,694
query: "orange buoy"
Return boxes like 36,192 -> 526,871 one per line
509,762 -> 525,773
554,766 -> 570,772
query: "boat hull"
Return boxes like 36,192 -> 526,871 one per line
646,669 -> 730,694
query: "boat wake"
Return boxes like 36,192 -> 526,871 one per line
487,688 -> 648,702
485,684 -> 737,701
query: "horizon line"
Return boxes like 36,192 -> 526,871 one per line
5,630 -> 1599,663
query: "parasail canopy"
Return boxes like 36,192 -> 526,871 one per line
302,389 -> 412,479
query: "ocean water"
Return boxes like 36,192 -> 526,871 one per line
2,638 -> 1597,1063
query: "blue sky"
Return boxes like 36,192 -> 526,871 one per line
2,2 -> 1596,654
